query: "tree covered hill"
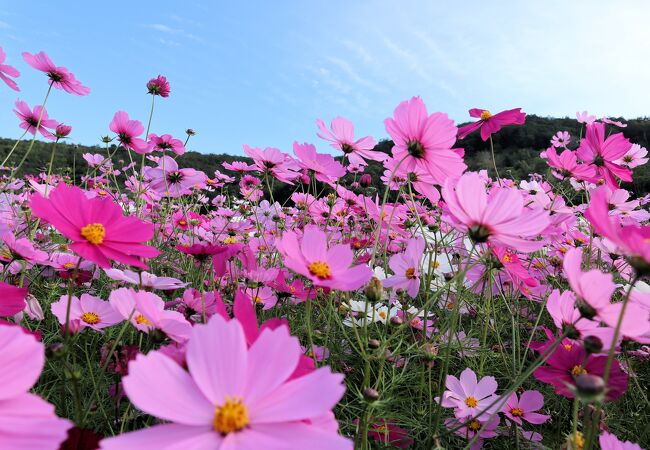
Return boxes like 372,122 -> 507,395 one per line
1,114 -> 649,195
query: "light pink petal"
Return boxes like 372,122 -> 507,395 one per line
99,423 -> 220,450
0,326 -> 44,399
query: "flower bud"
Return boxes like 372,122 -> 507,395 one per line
46,342 -> 66,360
575,374 -> 605,398
389,316 -> 403,326
54,124 -> 72,139
363,387 -> 380,402
364,277 -> 383,303
185,128 -> 196,136
359,174 -> 372,188
583,335 -> 603,354
368,338 -> 381,350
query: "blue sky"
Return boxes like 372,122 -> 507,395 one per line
1,1 -> 649,155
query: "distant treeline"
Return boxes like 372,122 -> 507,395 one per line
1,114 -> 649,199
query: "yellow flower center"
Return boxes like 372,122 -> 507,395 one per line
405,267 -> 416,279
81,312 -> 100,325
480,110 -> 493,121
80,223 -> 106,245
308,261 -> 331,279
178,219 -> 187,226
224,236 -> 238,244
571,365 -> 587,376
254,296 -> 263,304
135,314 -> 152,326
570,431 -> 585,450
510,407 -> 524,417
430,260 -> 441,269
63,262 -> 75,269
213,397 -> 249,434
379,311 -> 387,319
465,396 -> 479,408
564,344 -> 573,351
468,419 -> 481,431
502,253 -> 514,263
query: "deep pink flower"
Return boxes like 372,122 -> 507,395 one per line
383,237 -> 425,297
0,282 -> 27,316
0,46 -> 20,91
457,108 -> 526,141
51,294 -> 122,332
109,111 -> 150,154
0,325 -> 72,448
365,419 -> 414,448
533,337 -> 627,401
144,156 -> 207,197
576,122 -> 632,188
442,172 -> 550,252
29,183 -> 160,269
22,51 -> 89,96
54,123 -> 72,139
544,147 -> 597,181
277,224 -> 372,291
501,390 -> 549,425
438,367 -> 499,419
316,116 -> 385,166
13,100 -> 59,140
146,75 -> 170,97
148,133 -> 185,155
99,314 -> 350,449
384,96 -> 466,184
293,142 -> 345,185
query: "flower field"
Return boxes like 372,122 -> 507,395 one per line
0,47 -> 649,449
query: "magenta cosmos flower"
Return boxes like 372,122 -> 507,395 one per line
51,293 -> 122,332
293,142 -> 346,185
109,111 -> 150,154
146,75 -> 170,97
99,314 -> 350,449
457,108 -> 526,141
442,172 -> 550,252
576,122 -> 632,189
0,46 -> 20,91
148,133 -> 185,155
243,145 -> 300,184
544,147 -> 597,182
585,186 -> 650,275
501,390 -> 549,426
384,96 -> 465,184
13,99 -> 59,140
0,325 -> 72,449
29,183 -> 160,269
383,237 -> 425,297
316,116 -> 385,166
22,51 -> 89,96
438,367 -> 499,419
0,281 -> 27,316
277,224 -> 372,291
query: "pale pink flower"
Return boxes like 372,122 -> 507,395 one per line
438,367 -> 499,419
293,142 -> 345,185
501,390 -> 549,425
51,293 -> 122,332
316,116 -> 385,166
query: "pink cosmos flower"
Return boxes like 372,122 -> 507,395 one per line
22,51 -> 89,96
576,122 -> 632,188
438,367 -> 499,419
585,186 -> 650,274
501,390 -> 549,426
576,111 -> 597,124
29,183 -> 160,269
457,108 -> 526,141
104,268 -> 189,290
144,156 -> 208,197
614,143 -> 648,169
109,288 -> 191,343
599,432 -> 642,450
146,75 -> 170,97
148,133 -> 185,155
550,131 -> 571,148
0,281 -> 27,316
0,46 -> 20,91
99,314 -> 350,449
383,157 -> 441,203
277,224 -> 372,291
222,161 -> 258,173
54,123 -> 72,139
384,96 -> 466,184
13,100 -> 59,140
442,172 -> 550,252
1,232 -> 48,264
383,237 -> 425,297
293,142 -> 346,185
544,147 -> 597,181
51,293 -> 122,332
109,111 -> 150,154
444,415 -> 499,450
0,325 -> 72,449
316,116 -> 385,166
546,289 -> 599,338
243,145 -> 300,184
563,248 -> 648,337
365,419 -> 414,449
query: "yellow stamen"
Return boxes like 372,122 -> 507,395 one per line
135,314 -> 152,326
81,312 -> 100,325
379,311 -> 387,319
224,236 -> 238,244
571,365 -> 587,376
213,396 -> 249,434
308,261 -> 331,279
63,262 -> 75,269
80,223 -> 106,245
465,396 -> 479,408
480,110 -> 493,121
468,419 -> 481,431
405,267 -> 416,279
510,407 -> 524,417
